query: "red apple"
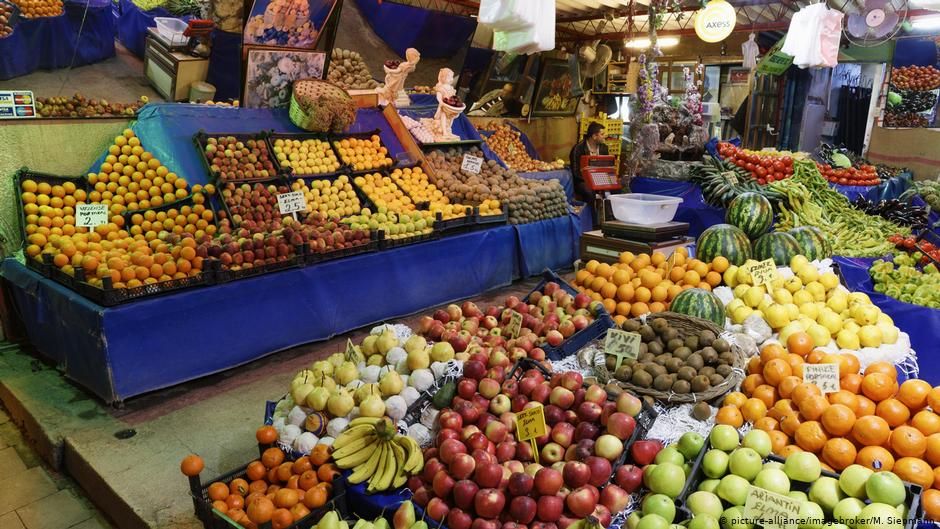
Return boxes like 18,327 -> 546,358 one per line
509,496 -> 537,524
528,348 -> 546,361
448,508 -> 473,529
457,379 -> 478,400
616,392 -> 643,417
630,440 -> 663,466
574,422 -> 599,442
446,304 -> 463,321
573,293 -> 590,310
474,462 -> 503,489
507,471 -> 534,496
440,438 -> 468,464
515,440 -> 534,462
501,379 -> 519,397
592,504 -> 612,528
473,394 -> 492,411
600,483 -> 630,513
456,401 -> 482,424
530,383 -> 551,404
576,402 -> 602,423
573,388 -> 586,408
549,387 -> 575,409
450,453 -> 477,480
433,309 -> 450,323
534,468 -> 563,496
519,377 -> 539,397
407,475 -> 423,492
472,448 -> 496,467
575,439 -> 596,461
464,361 -> 486,381
512,395 -> 529,413
423,458 -> 445,483
560,372 -> 583,391
543,405 -> 565,426
426,497 -> 450,522
490,394 -> 511,415
564,411 -> 578,424
614,464 -> 643,493
463,425 -> 481,441
540,443 -> 564,464
562,461 -> 591,489
545,330 -> 564,347
566,486 -> 597,518
532,523 -> 558,529
474,488 -> 506,519
453,479 -> 479,510
584,384 -> 607,405
438,429 -> 461,446
413,486 -> 431,507
478,378 -> 501,399
550,422 -> 575,448
485,421 -> 509,444
495,440 -> 517,463
536,495 -> 564,522
599,401 -> 618,426
483,315 -> 499,330
432,469 -> 456,499
606,413 -> 636,441
472,519 -> 500,529
440,409 -> 464,431
594,434 -> 624,461
584,456 -> 612,487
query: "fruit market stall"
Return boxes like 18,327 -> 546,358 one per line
0,0 -> 115,80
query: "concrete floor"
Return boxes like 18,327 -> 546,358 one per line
0,277 -> 543,529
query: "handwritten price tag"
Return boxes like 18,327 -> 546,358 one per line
604,329 -> 641,370
277,191 -> 307,215
515,405 -> 547,441
744,486 -> 801,529
507,310 -> 523,339
75,203 -> 109,228
344,339 -> 357,358
461,154 -> 483,174
744,259 -> 780,287
803,363 -> 840,393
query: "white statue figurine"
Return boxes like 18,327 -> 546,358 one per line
381,48 -> 420,107
433,68 -> 462,141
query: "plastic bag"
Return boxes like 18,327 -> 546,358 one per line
478,0 -> 536,32
492,2 -> 554,54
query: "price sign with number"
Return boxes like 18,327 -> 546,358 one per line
75,203 -> 109,228
744,486 -> 801,529
507,310 -> 523,339
515,404 -> 547,463
803,363 -> 840,393
745,259 -> 780,287
605,329 -> 641,370
277,191 -> 307,215
461,154 -> 483,174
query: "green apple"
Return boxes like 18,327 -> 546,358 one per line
642,494 -> 676,523
763,461 -> 784,471
742,430 -> 773,458
833,497 -> 865,527
649,463 -> 686,498
637,514 -> 670,529
753,468 -> 790,495
656,446 -> 686,466
729,448 -> 762,481
698,479 -> 720,494
787,490 -> 807,502
808,477 -> 845,514
710,425 -> 740,452
855,503 -> 903,529
678,432 -> 706,461
784,451 -> 822,482
838,464 -> 873,499
643,464 -> 658,489
703,449 -> 730,479
687,491 -> 724,519
865,471 -> 906,506
720,506 -> 753,529
688,515 -> 720,529
717,474 -> 750,506
797,501 -> 825,529
626,511 -> 642,529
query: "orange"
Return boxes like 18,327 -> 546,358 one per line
923,489 -> 940,522
926,433 -> 940,466
795,421 -> 828,453
716,406 -> 744,428
852,415 -> 891,446
778,376 -> 802,400
891,425 -> 927,458
806,349 -> 826,365
876,398 -> 911,427
856,445 -> 895,471
856,395 -> 877,416
769,399 -> 798,421
799,394 -> 830,421
786,332 -> 814,357
760,343 -> 787,365
723,391 -> 747,408
786,354 -> 805,378
747,357 -> 763,375
779,445 -> 802,458
742,374 -> 765,396
894,457 -> 934,489
820,404 -> 856,436
763,359 -> 792,387
769,431 -> 789,454
865,361 -> 898,380
780,414 -> 802,437
821,438 -> 857,470
754,417 -> 779,432
711,256 -> 730,273
828,390 -> 860,413
898,379 -> 932,411
752,385 -> 779,409
791,383 -> 823,407
821,354 -> 853,379
861,372 -> 899,402
630,302 -> 649,317
742,398 -> 768,423
934,467 -> 940,489
616,284 -> 634,302
928,386 -> 940,411
841,353 -> 861,377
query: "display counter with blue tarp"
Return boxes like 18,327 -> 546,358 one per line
117,0 -> 182,58
0,1 -> 115,80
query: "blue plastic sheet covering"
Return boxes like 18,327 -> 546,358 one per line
1,227 -> 517,402
521,169 -> 573,201
117,0 -> 186,58
629,177 -> 726,238
514,215 -> 580,278
353,0 -> 475,59
0,2 -> 115,80
205,29 -> 242,102
834,256 -> 940,385
830,173 -> 912,202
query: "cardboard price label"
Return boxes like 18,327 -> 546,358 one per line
605,329 -> 641,370
744,486 -> 801,529
461,154 -> 483,174
344,339 -> 357,357
515,405 -> 547,441
803,363 -> 840,393
745,259 -> 779,287
277,191 -> 307,215
507,310 -> 523,339
75,204 -> 109,228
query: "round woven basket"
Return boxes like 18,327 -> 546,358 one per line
594,312 -> 747,404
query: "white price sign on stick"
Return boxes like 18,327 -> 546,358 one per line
461,154 -> 483,174
75,204 -> 109,228
277,191 -> 307,218
803,363 -> 840,393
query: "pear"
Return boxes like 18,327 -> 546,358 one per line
334,361 -> 359,385
328,352 -> 345,367
319,511 -> 340,529
305,386 -> 330,411
355,383 -> 381,404
376,331 -> 399,355
430,342 -> 455,363
407,348 -> 430,371
404,334 -> 427,354
409,522 -> 427,529
339,522 -> 349,529
361,335 -> 379,355
291,370 -> 314,389
373,517 -> 391,529
311,360 -> 333,376
360,393 -> 386,418
327,388 -> 354,417
393,501 -> 416,529
291,383 -> 314,405
352,519 -> 374,529
367,354 -> 385,367
379,370 -> 404,397
317,375 -> 337,392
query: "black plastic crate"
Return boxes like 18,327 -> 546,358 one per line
26,255 -> 50,278
521,269 -> 617,360
472,206 -> 509,228
193,130 -> 282,184
305,236 -> 379,265
434,208 -> 474,233
377,229 -> 440,250
209,246 -> 305,284
269,133 -> 350,178
14,168 -> 89,248
72,265 -> 211,307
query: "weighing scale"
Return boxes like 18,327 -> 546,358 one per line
580,218 -> 693,264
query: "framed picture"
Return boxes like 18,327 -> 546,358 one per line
531,58 -> 579,117
244,48 -> 326,108
243,0 -> 338,49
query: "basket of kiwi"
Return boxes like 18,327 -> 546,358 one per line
594,312 -> 747,404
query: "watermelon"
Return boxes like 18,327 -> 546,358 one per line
789,226 -> 831,261
726,192 -> 773,239
669,288 -> 725,327
696,224 -> 752,266
753,232 -> 802,266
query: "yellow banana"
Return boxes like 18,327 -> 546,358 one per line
347,442 -> 384,484
335,440 -> 378,469
332,430 -> 376,460
369,441 -> 397,492
397,436 -> 422,474
391,440 -> 408,488
349,416 -> 385,428
333,424 -> 375,448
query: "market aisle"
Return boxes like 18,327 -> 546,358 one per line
0,405 -> 114,529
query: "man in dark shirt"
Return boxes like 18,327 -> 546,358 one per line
569,122 -> 609,202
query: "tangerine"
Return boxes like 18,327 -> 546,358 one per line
723,391 -> 748,408
754,417 -> 779,432
786,332 -> 814,357
928,386 -> 940,411
752,385 -> 779,409
894,457 -> 934,489
791,383 -> 823,406
795,421 -> 829,453
806,349 -> 826,365
926,433 -> 940,467
760,343 -> 788,364
769,430 -> 789,454
891,426 -> 927,458
716,405 -> 744,428
820,404 -> 856,436
898,379 -> 932,411
856,445 -> 895,471
864,361 -> 898,380
780,413 -> 802,437
799,394 -> 830,421
923,489 -> 940,522
763,359 -> 793,387
852,415 -> 891,446
747,356 -> 763,375
828,390 -> 860,413
876,398 -> 911,428
778,376 -> 802,399
821,438 -> 857,470
856,395 -> 877,416
742,374 -> 765,396
769,399 -> 798,421
861,372 -> 899,402
742,398 -> 768,423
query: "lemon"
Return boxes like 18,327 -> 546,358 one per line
779,321 -> 808,345
818,310 -> 844,335
727,298 -> 746,313
806,281 -> 826,302
858,325 -> 883,348
790,255 -> 810,271
798,266 -> 820,285
827,292 -> 848,313
848,292 -> 871,306
765,304 -> 790,330
799,302 -> 820,321
836,329 -> 861,350
842,320 -> 860,334
785,303 -> 800,321
724,265 -> 740,287
850,304 -> 880,326
877,313 -> 894,326
732,306 -> 754,324
774,288 -> 794,305
878,323 -> 899,345
733,284 -> 750,299
793,289 -> 815,306
819,272 -> 839,290
785,276 -> 804,293
806,323 -> 832,347
770,278 -> 786,291
737,266 -> 753,286
744,286 -> 766,308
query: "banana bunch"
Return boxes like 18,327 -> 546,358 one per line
332,417 -> 423,492
313,510 -> 393,529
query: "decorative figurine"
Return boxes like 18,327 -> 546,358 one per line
380,48 -> 420,107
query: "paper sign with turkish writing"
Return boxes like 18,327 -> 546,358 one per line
744,486 -> 801,529
507,310 -> 523,339
605,329 -> 641,370
277,191 -> 307,215
461,154 -> 483,174
515,405 -> 547,441
745,259 -> 779,287
803,363 -> 840,393
75,204 -> 109,228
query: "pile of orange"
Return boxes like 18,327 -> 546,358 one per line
11,0 -> 63,18
573,249 -> 726,325
717,331 -> 940,521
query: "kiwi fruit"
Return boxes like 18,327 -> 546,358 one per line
662,328 -> 679,342
667,338 -> 685,352
605,356 -> 618,371
684,335 -> 700,350
698,330 -> 716,346
651,318 -> 668,333
646,363 -> 667,378
713,338 -> 731,353
672,379 -> 691,394
638,325 -> 656,342
719,352 -> 736,365
665,357 -> 683,374
631,370 -> 653,388
605,382 -> 623,396
647,342 -> 663,356
699,366 -> 716,377
677,366 -> 697,381
642,396 -> 657,409
639,353 -> 656,364
615,365 -> 633,382
654,374 -> 673,391
709,373 -> 725,386
654,354 -> 670,366
716,364 -> 733,377
691,375 -> 711,392
673,347 -> 692,360
686,353 -> 704,371
691,401 -> 712,421
622,320 -> 641,332
700,348 -> 718,365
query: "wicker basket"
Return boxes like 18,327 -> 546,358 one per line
289,79 -> 357,133
594,312 -> 747,404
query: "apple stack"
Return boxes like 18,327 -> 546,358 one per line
408,363 -> 653,529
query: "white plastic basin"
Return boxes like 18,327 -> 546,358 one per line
609,193 -> 683,225
155,17 -> 188,47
